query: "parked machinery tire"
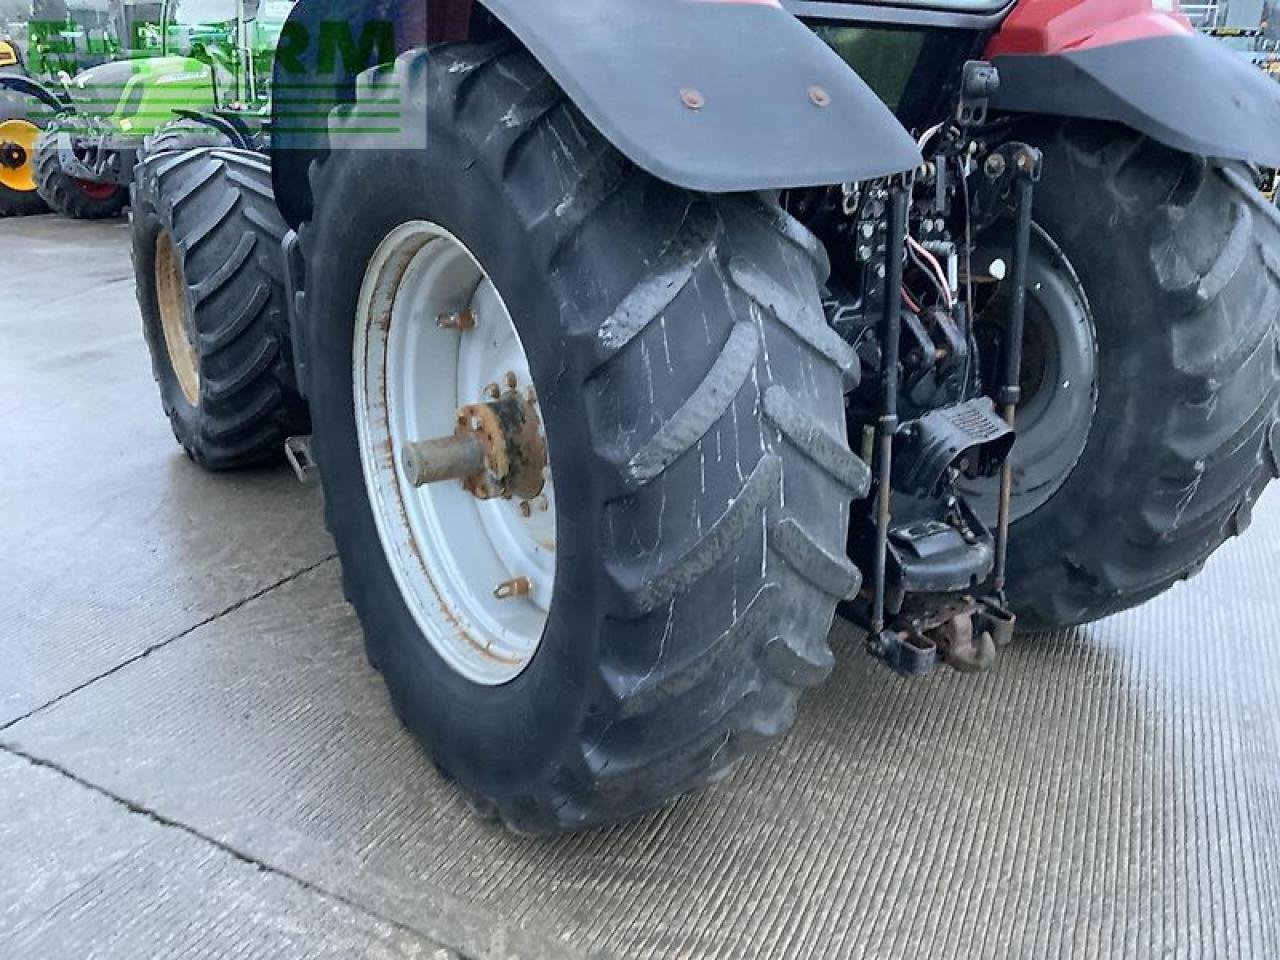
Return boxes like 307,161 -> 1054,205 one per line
975,121 -> 1280,630
35,117 -> 128,219
132,147 -> 310,469
300,45 -> 868,834
140,118 -> 235,160
0,113 -> 48,216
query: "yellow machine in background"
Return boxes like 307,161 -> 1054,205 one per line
0,38 -> 47,216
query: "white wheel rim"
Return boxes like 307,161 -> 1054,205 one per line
354,221 -> 556,686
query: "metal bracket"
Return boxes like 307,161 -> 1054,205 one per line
54,126 -> 134,185
870,628 -> 940,679
956,60 -> 1000,128
284,435 -> 318,485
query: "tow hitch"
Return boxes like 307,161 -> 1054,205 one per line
868,599 -> 1016,678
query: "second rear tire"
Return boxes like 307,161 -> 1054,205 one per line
994,122 -> 1280,629
132,148 -> 309,469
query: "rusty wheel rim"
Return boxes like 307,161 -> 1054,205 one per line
155,230 -> 200,406
353,221 -> 557,686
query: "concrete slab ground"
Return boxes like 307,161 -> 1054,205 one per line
2,214 -> 1279,959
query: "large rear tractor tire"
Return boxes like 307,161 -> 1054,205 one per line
0,116 -> 48,217
981,122 -> 1280,630
132,148 -> 309,469
35,118 -> 128,219
301,46 -> 867,834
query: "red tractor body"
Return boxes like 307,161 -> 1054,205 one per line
988,0 -> 1192,56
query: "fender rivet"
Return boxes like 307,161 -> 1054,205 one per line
809,86 -> 831,108
681,88 -> 705,110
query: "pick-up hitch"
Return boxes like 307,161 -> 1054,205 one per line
870,600 -> 1017,678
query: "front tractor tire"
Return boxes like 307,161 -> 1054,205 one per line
301,46 -> 867,834
34,119 -> 128,220
995,122 -> 1280,629
132,148 -> 309,469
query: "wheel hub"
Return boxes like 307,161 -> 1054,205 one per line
403,382 -> 548,502
0,141 -> 26,170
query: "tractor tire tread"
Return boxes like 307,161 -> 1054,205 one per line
133,147 -> 308,469
1008,121 -> 1280,629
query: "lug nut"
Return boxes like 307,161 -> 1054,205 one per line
504,371 -> 518,390
484,383 -> 501,400
494,577 -> 533,600
519,501 -> 532,518
437,309 -> 476,331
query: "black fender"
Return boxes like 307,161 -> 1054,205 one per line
0,73 -> 69,117
991,34 -> 1280,167
170,109 -> 254,151
270,0 -> 921,227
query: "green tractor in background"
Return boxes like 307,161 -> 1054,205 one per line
1,0 -> 154,216
0,0 -> 288,218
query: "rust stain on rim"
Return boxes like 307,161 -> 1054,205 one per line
366,236 -> 516,664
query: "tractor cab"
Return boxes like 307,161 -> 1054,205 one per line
128,0 -> 291,109
164,3 -> 240,110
